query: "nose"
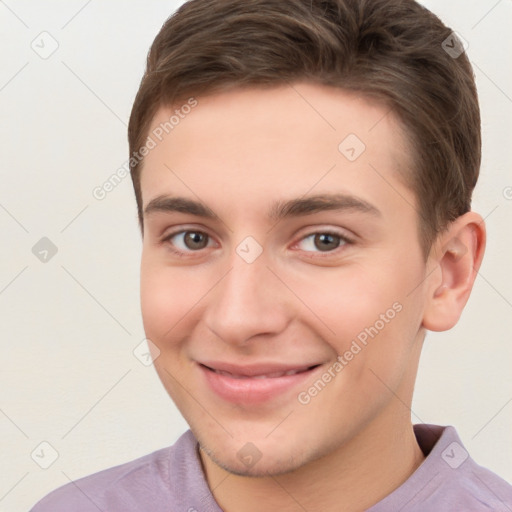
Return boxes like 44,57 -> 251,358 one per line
202,253 -> 292,347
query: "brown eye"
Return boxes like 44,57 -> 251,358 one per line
165,230 -> 212,252
183,231 -> 209,250
296,232 -> 348,253
313,233 -> 342,252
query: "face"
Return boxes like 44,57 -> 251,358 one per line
139,83 -> 432,477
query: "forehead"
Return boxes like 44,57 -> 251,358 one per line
140,83 -> 414,214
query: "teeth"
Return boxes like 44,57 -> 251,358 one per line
213,368 -> 305,378
216,370 -> 235,377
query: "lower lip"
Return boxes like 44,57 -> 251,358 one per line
199,364 -> 321,405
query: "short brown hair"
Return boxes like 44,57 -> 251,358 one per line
128,0 -> 480,254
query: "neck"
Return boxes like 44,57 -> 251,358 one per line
201,409 -> 425,512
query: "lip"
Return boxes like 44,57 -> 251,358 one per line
198,361 -> 323,405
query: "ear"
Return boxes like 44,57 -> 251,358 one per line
422,212 -> 486,332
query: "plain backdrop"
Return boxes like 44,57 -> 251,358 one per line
0,1 -> 511,510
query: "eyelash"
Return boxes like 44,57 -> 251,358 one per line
161,228 -> 354,259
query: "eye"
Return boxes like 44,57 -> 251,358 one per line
165,230 -> 213,252
162,229 -> 350,256
297,232 -> 349,253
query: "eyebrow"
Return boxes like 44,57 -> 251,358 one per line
143,193 -> 381,221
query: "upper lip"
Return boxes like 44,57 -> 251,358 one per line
199,361 -> 321,378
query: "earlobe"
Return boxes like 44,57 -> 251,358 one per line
422,212 -> 486,332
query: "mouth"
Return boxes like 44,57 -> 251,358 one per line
202,364 -> 318,379
198,361 -> 323,404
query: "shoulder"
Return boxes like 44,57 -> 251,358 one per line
446,455 -> 512,510
413,424 -> 512,511
29,431 -> 198,512
370,424 -> 512,512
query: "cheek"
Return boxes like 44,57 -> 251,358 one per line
140,258 -> 199,345
292,270 -> 394,337
291,258 -> 425,354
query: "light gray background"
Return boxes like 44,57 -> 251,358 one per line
0,1 -> 511,510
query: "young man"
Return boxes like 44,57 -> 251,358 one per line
31,0 -> 512,510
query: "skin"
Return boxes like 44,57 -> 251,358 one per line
139,82 -> 485,511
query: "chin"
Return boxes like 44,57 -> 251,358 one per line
198,435 -> 313,478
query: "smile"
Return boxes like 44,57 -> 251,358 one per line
198,362 -> 323,404
206,365 -> 316,379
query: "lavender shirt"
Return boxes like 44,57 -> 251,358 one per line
30,424 -> 512,511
